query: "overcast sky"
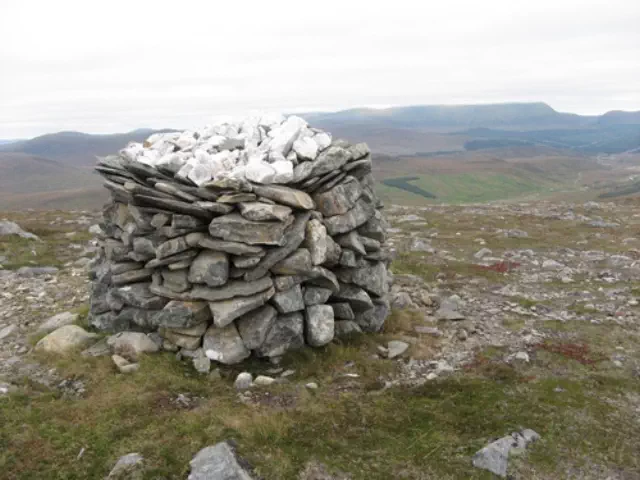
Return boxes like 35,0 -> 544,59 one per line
1,0 -> 639,138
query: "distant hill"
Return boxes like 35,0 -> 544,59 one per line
0,139 -> 19,145
302,103 -> 640,155
0,129 -> 174,168
0,152 -> 106,209
303,102 -> 595,130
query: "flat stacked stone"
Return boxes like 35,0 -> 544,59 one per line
88,114 -> 391,365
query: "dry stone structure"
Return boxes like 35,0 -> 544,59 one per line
88,114 -> 391,364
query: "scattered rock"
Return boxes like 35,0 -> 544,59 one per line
188,441 -> 253,480
472,429 -> 540,477
35,325 -> 98,354
107,453 -> 144,480
234,372 -> 253,390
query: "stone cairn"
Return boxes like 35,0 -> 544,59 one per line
88,114 -> 391,365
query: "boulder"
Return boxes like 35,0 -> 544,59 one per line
251,184 -> 315,210
35,325 -> 98,353
313,176 -> 362,217
256,312 -> 304,358
236,305 -> 277,350
238,202 -> 292,222
209,213 -> 293,246
271,248 -> 313,275
188,442 -> 253,480
203,323 -> 251,365
304,219 -> 328,265
151,301 -> 212,329
188,251 -> 229,287
305,305 -> 335,347
271,285 -> 305,313
107,331 -> 160,360
209,286 -> 275,327
303,286 -> 333,306
37,311 -> 79,333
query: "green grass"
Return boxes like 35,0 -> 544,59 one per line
377,172 -> 562,205
2,344 -> 639,479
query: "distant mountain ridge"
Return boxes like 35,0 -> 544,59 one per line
0,128 -> 174,168
303,102 -> 640,130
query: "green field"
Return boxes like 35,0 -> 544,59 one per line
376,172 -> 563,205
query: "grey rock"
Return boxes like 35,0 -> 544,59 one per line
391,292 -> 416,310
0,325 -> 17,340
355,297 -> 389,332
387,340 -> 409,359
112,268 -> 154,286
209,286 -> 276,328
194,201 -> 234,215
435,308 -> 465,321
304,219 -> 328,265
238,202 -> 292,222
37,312 -> 79,333
188,442 -> 253,480
324,235 -> 342,266
107,331 -> 160,359
111,282 -> 168,309
161,268 -> 191,293
313,176 -> 362,217
472,429 -> 540,478
0,220 -> 39,240
150,212 -> 171,228
203,323 -> 251,365
35,325 -> 98,353
234,372 -> 253,390
360,236 -> 380,252
271,285 -> 305,313
409,238 -> 434,253
232,255 -> 263,269
323,194 -> 376,236
191,277 -> 273,302
305,305 -> 335,347
111,262 -> 144,275
188,251 -> 229,287
144,249 -> 198,269
256,312 -> 305,358
336,231 -> 366,255
305,266 -> 340,293
246,212 -> 311,281
192,348 -> 211,373
303,286 -> 333,306
334,320 -> 362,337
159,328 -> 203,350
107,452 -> 144,479
217,192 -> 257,204
339,250 -> 358,267
236,305 -> 277,350
253,375 -> 275,386
337,261 -> 388,297
309,146 -> 351,177
199,236 -> 265,256
16,266 -> 59,277
156,235 -> 191,259
273,275 -> 307,291
251,184 -> 315,210
358,210 -> 387,242
271,248 -> 313,275
209,213 -> 293,246
81,337 -> 111,357
132,194 -> 213,219
172,214 -> 205,229
329,302 -> 355,320
152,301 -> 212,328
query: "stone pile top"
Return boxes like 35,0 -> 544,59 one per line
112,114 -> 349,187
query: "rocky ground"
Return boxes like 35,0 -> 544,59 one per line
1,200 -> 640,479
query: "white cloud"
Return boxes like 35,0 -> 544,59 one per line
1,0 -> 639,137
